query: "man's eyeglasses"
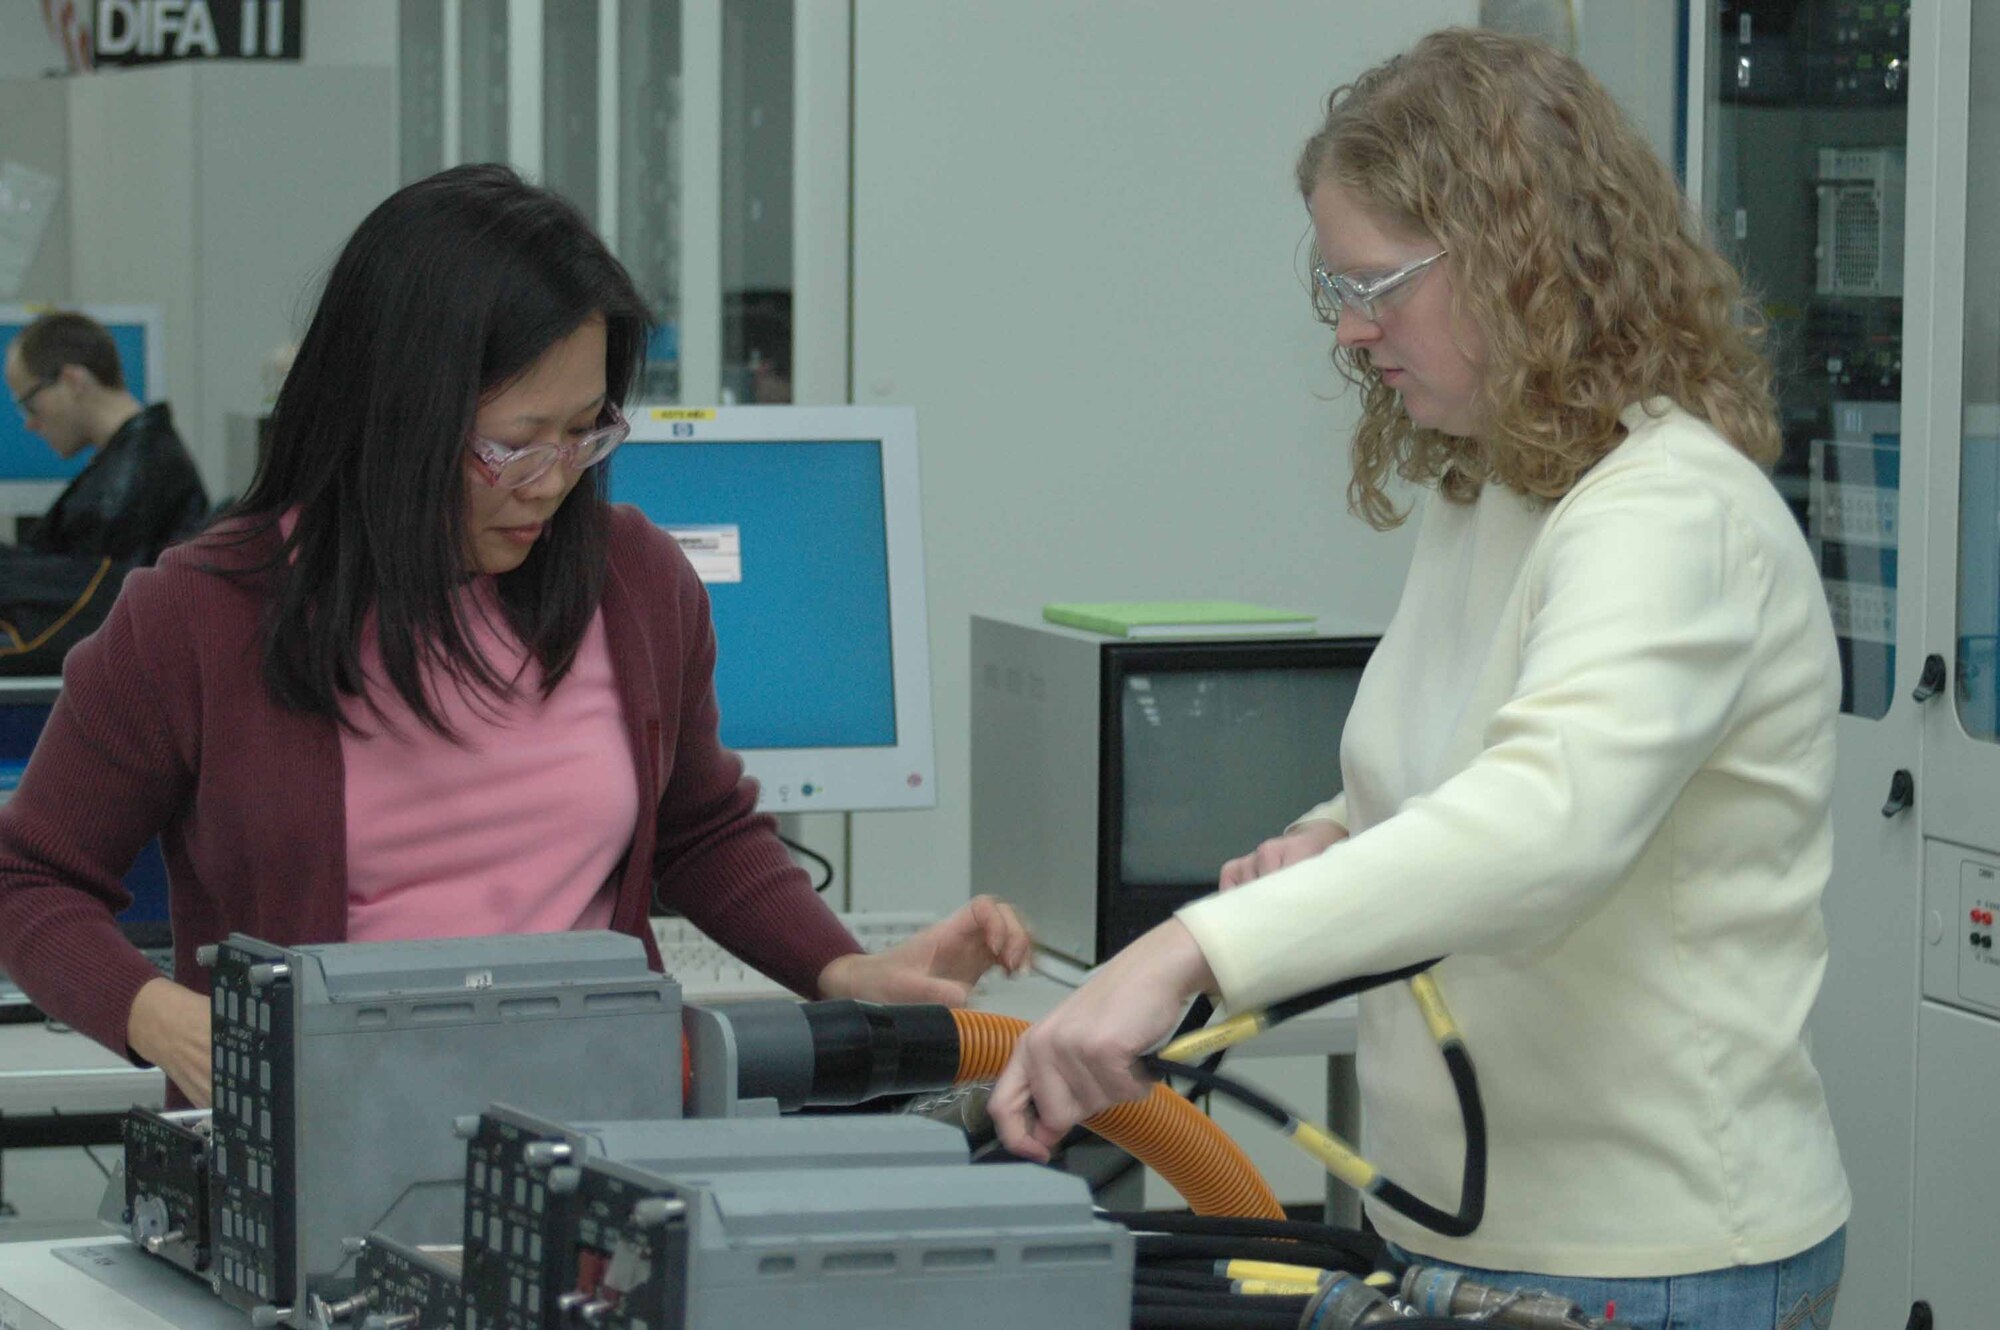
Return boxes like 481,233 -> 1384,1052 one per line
1310,249 -> 1448,329
466,401 -> 631,490
11,375 -> 58,422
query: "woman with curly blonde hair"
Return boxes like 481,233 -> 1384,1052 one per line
994,28 -> 1849,1328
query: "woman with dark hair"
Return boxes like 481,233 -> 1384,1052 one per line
993,30 -> 1846,1329
0,165 -> 1027,1107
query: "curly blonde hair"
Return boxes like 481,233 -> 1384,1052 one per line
1297,28 -> 1781,529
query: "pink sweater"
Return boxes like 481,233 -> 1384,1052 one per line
339,581 -> 635,942
0,507 -> 860,1062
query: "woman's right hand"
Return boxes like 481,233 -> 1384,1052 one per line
127,977 -> 213,1107
1218,819 -> 1349,890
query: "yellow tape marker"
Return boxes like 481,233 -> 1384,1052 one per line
1408,973 -> 1461,1043
1234,1279 -> 1324,1297
1220,1260 -> 1328,1283
1160,1011 -> 1267,1062
1290,1121 -> 1379,1190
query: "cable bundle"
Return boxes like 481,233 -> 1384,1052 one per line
1107,1209 -> 1499,1330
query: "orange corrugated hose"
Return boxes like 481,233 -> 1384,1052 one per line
951,1009 -> 1285,1220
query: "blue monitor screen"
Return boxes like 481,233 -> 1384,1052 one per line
0,320 -> 153,480
608,440 -> 898,750
0,702 -> 170,928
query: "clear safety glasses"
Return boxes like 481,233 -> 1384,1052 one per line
1310,249 -> 1447,330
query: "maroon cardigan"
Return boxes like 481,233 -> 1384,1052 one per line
0,506 -> 859,1059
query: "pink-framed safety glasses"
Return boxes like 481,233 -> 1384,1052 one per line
466,400 -> 631,489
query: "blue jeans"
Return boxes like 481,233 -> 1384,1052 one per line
1388,1227 -> 1844,1330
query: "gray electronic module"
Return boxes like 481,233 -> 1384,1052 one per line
199,931 -> 679,1326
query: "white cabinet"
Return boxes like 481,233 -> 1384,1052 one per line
1693,4 -> 2000,1325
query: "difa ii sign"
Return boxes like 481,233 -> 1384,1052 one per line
92,1 -> 303,67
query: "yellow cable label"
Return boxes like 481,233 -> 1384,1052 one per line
1408,973 -> 1461,1043
1364,1272 -> 1396,1288
1221,1260 -> 1328,1283
1160,1011 -> 1266,1062
647,408 -> 718,421
1290,1120 -> 1378,1189
1234,1279 -> 1324,1297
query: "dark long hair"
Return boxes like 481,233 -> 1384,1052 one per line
234,163 -> 650,734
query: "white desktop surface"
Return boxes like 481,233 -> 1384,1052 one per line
0,1238 -> 232,1330
0,1023 -> 164,1117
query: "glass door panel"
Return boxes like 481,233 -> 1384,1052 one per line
458,0 -> 510,165
1705,0 -> 1911,718
541,0 -> 600,228
618,1 -> 685,401
1953,3 -> 2000,741
399,0 -> 446,184
720,0 -> 794,405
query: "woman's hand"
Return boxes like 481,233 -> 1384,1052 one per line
988,919 -> 1216,1163
1218,819 -> 1348,889
816,894 -> 1032,1005
127,977 -> 213,1107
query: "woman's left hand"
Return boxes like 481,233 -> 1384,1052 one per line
815,894 -> 1033,1005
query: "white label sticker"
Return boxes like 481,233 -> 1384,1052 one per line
667,524 -> 743,583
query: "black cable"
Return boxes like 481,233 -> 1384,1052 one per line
1129,1303 -> 1301,1330
1142,973 -> 1487,1240
1134,1269 -> 1236,1294
1141,1057 -> 1290,1126
1101,1210 -> 1385,1272
1261,957 -> 1440,1028
778,834 -> 836,894
1102,1210 -> 1366,1244
1366,1045 -> 1486,1239
1133,1285 -> 1310,1310
1132,1235 -> 1373,1274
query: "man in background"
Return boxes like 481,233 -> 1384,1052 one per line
0,311 -> 209,672
4,310 -> 208,562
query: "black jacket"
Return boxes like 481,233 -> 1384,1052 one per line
0,403 -> 210,673
26,402 -> 209,563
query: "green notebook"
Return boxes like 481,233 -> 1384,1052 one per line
1042,600 -> 1319,639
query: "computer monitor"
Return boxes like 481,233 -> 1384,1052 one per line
970,616 -> 1377,965
0,304 -> 167,481
608,406 -> 936,813
0,677 -> 172,948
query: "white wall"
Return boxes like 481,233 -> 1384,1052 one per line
64,65 -> 201,449
842,1 -> 1478,916
0,78 -> 75,299
303,0 -> 399,67
1577,0 -> 1684,172
54,64 -> 396,498
189,65 -> 398,494
0,6 -> 72,81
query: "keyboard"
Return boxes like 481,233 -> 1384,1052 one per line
651,910 -> 936,1003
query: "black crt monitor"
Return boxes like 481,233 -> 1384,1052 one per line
970,618 -> 1377,965
0,678 -> 171,951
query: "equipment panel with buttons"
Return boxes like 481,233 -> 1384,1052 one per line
1960,861 -> 2000,1014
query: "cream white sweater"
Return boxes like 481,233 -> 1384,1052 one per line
1177,401 -> 1851,1276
